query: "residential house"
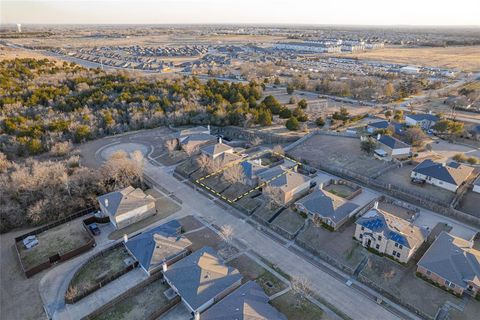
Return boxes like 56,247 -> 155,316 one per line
294,187 -> 360,230
405,113 -> 439,130
375,134 -> 411,159
417,232 -> 480,297
411,160 -> 474,192
163,247 -> 243,318
473,176 -> 480,194
97,186 -> 156,229
367,120 -> 404,135
124,220 -> 192,275
200,140 -> 234,160
200,281 -> 287,320
354,206 -> 428,263
240,159 -> 268,186
176,126 -> 217,151
258,165 -> 311,205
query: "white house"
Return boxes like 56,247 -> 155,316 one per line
411,160 -> 474,192
376,134 -> 411,159
354,205 -> 428,263
405,113 -> 439,130
97,186 -> 156,229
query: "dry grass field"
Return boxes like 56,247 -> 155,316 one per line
350,46 -> 480,71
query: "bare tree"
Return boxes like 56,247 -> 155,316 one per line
164,139 -> 178,156
272,145 -> 284,156
222,164 -> 246,184
182,143 -> 199,157
263,184 -> 282,210
101,152 -> 143,190
49,141 -> 73,157
251,136 -> 262,147
0,152 -> 11,173
196,154 -> 212,173
220,224 -> 234,246
291,275 -> 309,298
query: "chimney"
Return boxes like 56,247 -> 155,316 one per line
194,311 -> 200,320
373,201 -> 378,209
207,125 -> 211,134
104,199 -> 109,207
428,110 -> 432,115
123,234 -> 128,243
162,262 -> 168,272
377,133 -> 381,140
219,137 -> 222,144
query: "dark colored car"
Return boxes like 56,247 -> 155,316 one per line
89,223 -> 101,236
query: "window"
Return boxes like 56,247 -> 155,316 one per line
399,244 -> 403,250
394,243 -> 398,247
445,280 -> 451,287
449,283 -> 455,288
393,250 -> 397,256
396,252 -> 400,258
426,270 -> 431,276
361,226 -> 364,231
376,244 -> 380,250
378,235 -> 382,241
359,234 -> 363,239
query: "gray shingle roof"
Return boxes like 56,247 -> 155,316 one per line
258,166 -> 310,193
356,208 -> 427,249
164,247 -> 242,311
295,188 -> 359,224
412,160 -> 474,186
378,135 -> 410,149
201,143 -> 233,157
418,232 -> 480,289
97,186 -> 155,217
406,114 -> 439,122
125,220 -> 191,273
201,281 -> 287,320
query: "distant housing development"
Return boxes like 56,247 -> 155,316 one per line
417,232 -> 480,296
97,186 -> 156,229
354,206 -> 428,263
411,160 -> 474,192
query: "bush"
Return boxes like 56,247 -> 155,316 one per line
297,99 -> 308,109
453,153 -> 467,162
315,117 -> 325,127
286,117 -> 299,131
467,157 -> 478,165
279,107 -> 292,119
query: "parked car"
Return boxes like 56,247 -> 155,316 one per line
411,178 -> 426,185
89,223 -> 101,236
22,235 -> 38,249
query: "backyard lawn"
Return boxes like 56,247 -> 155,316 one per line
92,279 -> 173,320
67,245 -> 132,302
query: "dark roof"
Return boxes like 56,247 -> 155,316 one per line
368,121 -> 404,135
164,247 -> 242,311
201,143 -> 233,157
418,232 -> 480,289
378,135 -> 410,149
356,208 -> 427,249
406,114 -> 439,122
125,220 -> 190,273
201,281 -> 287,320
258,166 -> 310,192
295,188 -> 359,224
240,160 -> 267,179
412,160 -> 474,186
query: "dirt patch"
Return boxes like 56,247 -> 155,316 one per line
289,134 -> 390,178
17,221 -> 92,270
155,151 -> 188,166
177,215 -> 204,232
457,191 -> 480,218
271,209 -> 306,235
323,184 -> 356,199
375,164 -> 455,205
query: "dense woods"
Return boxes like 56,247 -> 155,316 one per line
0,58 -> 271,158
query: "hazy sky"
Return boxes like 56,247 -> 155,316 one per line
1,0 -> 480,25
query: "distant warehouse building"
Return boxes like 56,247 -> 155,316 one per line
273,42 -> 341,53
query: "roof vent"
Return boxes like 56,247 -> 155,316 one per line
104,199 -> 109,207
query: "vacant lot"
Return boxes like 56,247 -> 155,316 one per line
270,291 -> 327,320
377,200 -> 416,221
360,254 -> 462,319
350,46 -> 480,72
92,279 -> 172,320
376,164 -> 455,205
289,134 -> 390,178
227,254 -> 288,297
18,221 -> 92,270
67,245 -> 132,302
183,227 -> 223,252
449,298 -> 480,320
177,215 -> 204,232
108,195 -> 181,240
296,223 -> 366,273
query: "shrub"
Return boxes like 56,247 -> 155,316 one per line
315,117 -> 325,127
467,157 -> 478,165
286,117 -> 299,131
279,107 -> 292,119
